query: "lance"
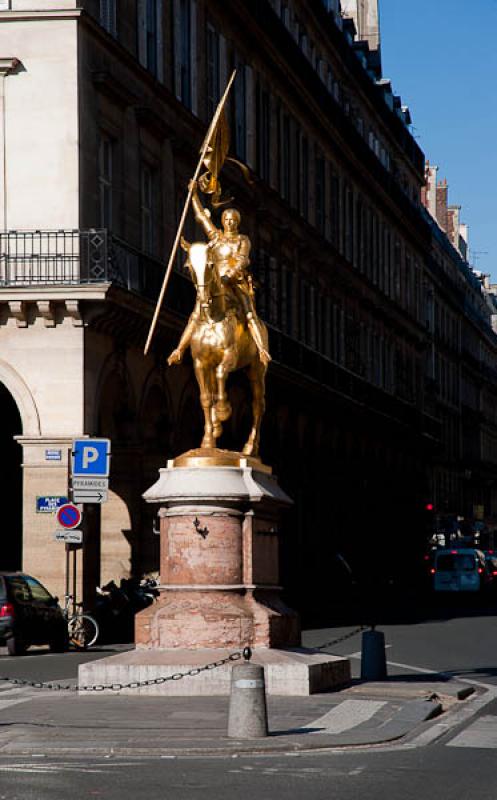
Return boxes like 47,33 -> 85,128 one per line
143,70 -> 237,356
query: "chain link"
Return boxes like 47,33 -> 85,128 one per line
0,651 -> 243,693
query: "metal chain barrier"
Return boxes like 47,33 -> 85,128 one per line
314,624 -> 369,652
0,627 -> 369,693
0,651 -> 243,693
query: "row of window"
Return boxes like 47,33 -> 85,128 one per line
267,0 -> 413,189
100,0 -> 164,80
100,0 -> 413,205
98,136 -> 158,254
253,249 -> 418,402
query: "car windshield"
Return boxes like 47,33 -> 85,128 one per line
437,554 -> 476,572
24,576 -> 52,602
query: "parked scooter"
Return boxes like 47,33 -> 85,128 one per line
94,576 -> 159,643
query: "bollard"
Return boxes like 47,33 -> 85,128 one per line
360,627 -> 387,681
227,660 -> 268,739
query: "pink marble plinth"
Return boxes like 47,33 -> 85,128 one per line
138,463 -> 300,651
135,589 -> 300,650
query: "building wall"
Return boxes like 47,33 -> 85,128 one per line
0,14 -> 79,231
0,296 -> 85,599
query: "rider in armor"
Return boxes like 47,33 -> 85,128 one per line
167,181 -> 271,367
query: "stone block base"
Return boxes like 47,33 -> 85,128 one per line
135,589 -> 300,650
78,647 -> 351,696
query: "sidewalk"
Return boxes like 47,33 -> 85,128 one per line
0,672 -> 479,757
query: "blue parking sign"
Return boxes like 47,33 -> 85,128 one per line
72,438 -> 111,477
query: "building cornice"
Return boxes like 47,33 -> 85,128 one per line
0,283 -> 110,303
0,57 -> 20,74
0,9 -> 82,22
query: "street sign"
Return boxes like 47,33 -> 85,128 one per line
36,496 -> 68,514
54,529 -> 83,544
45,449 -> 62,461
72,477 -> 108,490
72,438 -> 111,478
56,503 -> 82,530
72,489 -> 108,505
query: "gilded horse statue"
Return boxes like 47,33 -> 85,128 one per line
168,240 -> 268,456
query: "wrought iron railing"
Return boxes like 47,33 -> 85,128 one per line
0,229 -> 109,286
0,229 -> 194,314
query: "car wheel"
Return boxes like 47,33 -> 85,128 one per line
7,633 -> 27,656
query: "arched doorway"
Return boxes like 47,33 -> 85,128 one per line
0,382 -> 22,570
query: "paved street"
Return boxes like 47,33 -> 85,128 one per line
0,595 -> 495,797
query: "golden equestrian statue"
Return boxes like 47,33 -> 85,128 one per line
143,72 -> 270,460
167,181 -> 269,456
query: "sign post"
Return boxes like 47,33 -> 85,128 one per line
71,438 -> 110,504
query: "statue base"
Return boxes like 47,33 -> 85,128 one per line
137,458 -> 299,650
78,455 -> 351,695
79,647 -> 351,696
169,447 -> 272,473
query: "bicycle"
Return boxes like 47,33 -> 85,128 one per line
62,594 -> 99,650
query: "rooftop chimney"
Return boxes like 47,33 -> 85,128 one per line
436,178 -> 448,233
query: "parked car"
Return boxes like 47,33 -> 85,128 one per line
482,551 -> 497,591
431,548 -> 488,593
0,572 -> 68,656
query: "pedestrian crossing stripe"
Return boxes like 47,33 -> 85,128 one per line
447,715 -> 497,749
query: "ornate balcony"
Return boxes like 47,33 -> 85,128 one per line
0,228 -> 193,316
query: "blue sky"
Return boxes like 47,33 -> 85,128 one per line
379,0 -> 497,279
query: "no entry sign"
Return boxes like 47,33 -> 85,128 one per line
56,503 -> 82,530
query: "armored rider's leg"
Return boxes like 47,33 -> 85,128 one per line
167,306 -> 199,365
246,311 -> 271,366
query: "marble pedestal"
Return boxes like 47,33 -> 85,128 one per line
136,458 -> 300,650
79,454 -> 351,695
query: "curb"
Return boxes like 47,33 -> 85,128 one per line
0,698 -> 443,758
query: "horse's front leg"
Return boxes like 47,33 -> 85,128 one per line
243,360 -> 267,456
215,348 -> 236,422
194,359 -> 215,449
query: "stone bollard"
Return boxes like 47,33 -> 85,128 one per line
227,655 -> 268,739
360,627 -> 387,681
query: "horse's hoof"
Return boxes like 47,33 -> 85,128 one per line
216,401 -> 232,422
242,442 -> 256,456
201,437 -> 215,449
213,423 -> 222,438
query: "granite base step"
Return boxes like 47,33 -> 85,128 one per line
78,647 -> 351,696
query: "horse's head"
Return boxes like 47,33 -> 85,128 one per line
186,242 -> 216,309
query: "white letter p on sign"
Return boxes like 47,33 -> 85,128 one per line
83,446 -> 99,469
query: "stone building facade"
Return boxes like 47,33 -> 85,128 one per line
0,0 -> 495,618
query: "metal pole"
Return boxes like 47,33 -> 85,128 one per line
65,544 -> 70,605
143,70 -> 237,356
72,547 -> 77,616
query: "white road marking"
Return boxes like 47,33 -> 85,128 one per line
346,653 -> 437,674
0,765 -> 107,774
447,715 -> 497,748
304,699 -> 386,734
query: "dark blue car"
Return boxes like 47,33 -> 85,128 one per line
0,572 -> 68,656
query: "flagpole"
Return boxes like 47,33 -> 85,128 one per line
143,70 -> 237,356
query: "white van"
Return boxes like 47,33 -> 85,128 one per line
432,548 -> 486,593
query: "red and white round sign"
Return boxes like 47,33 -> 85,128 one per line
56,503 -> 82,530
